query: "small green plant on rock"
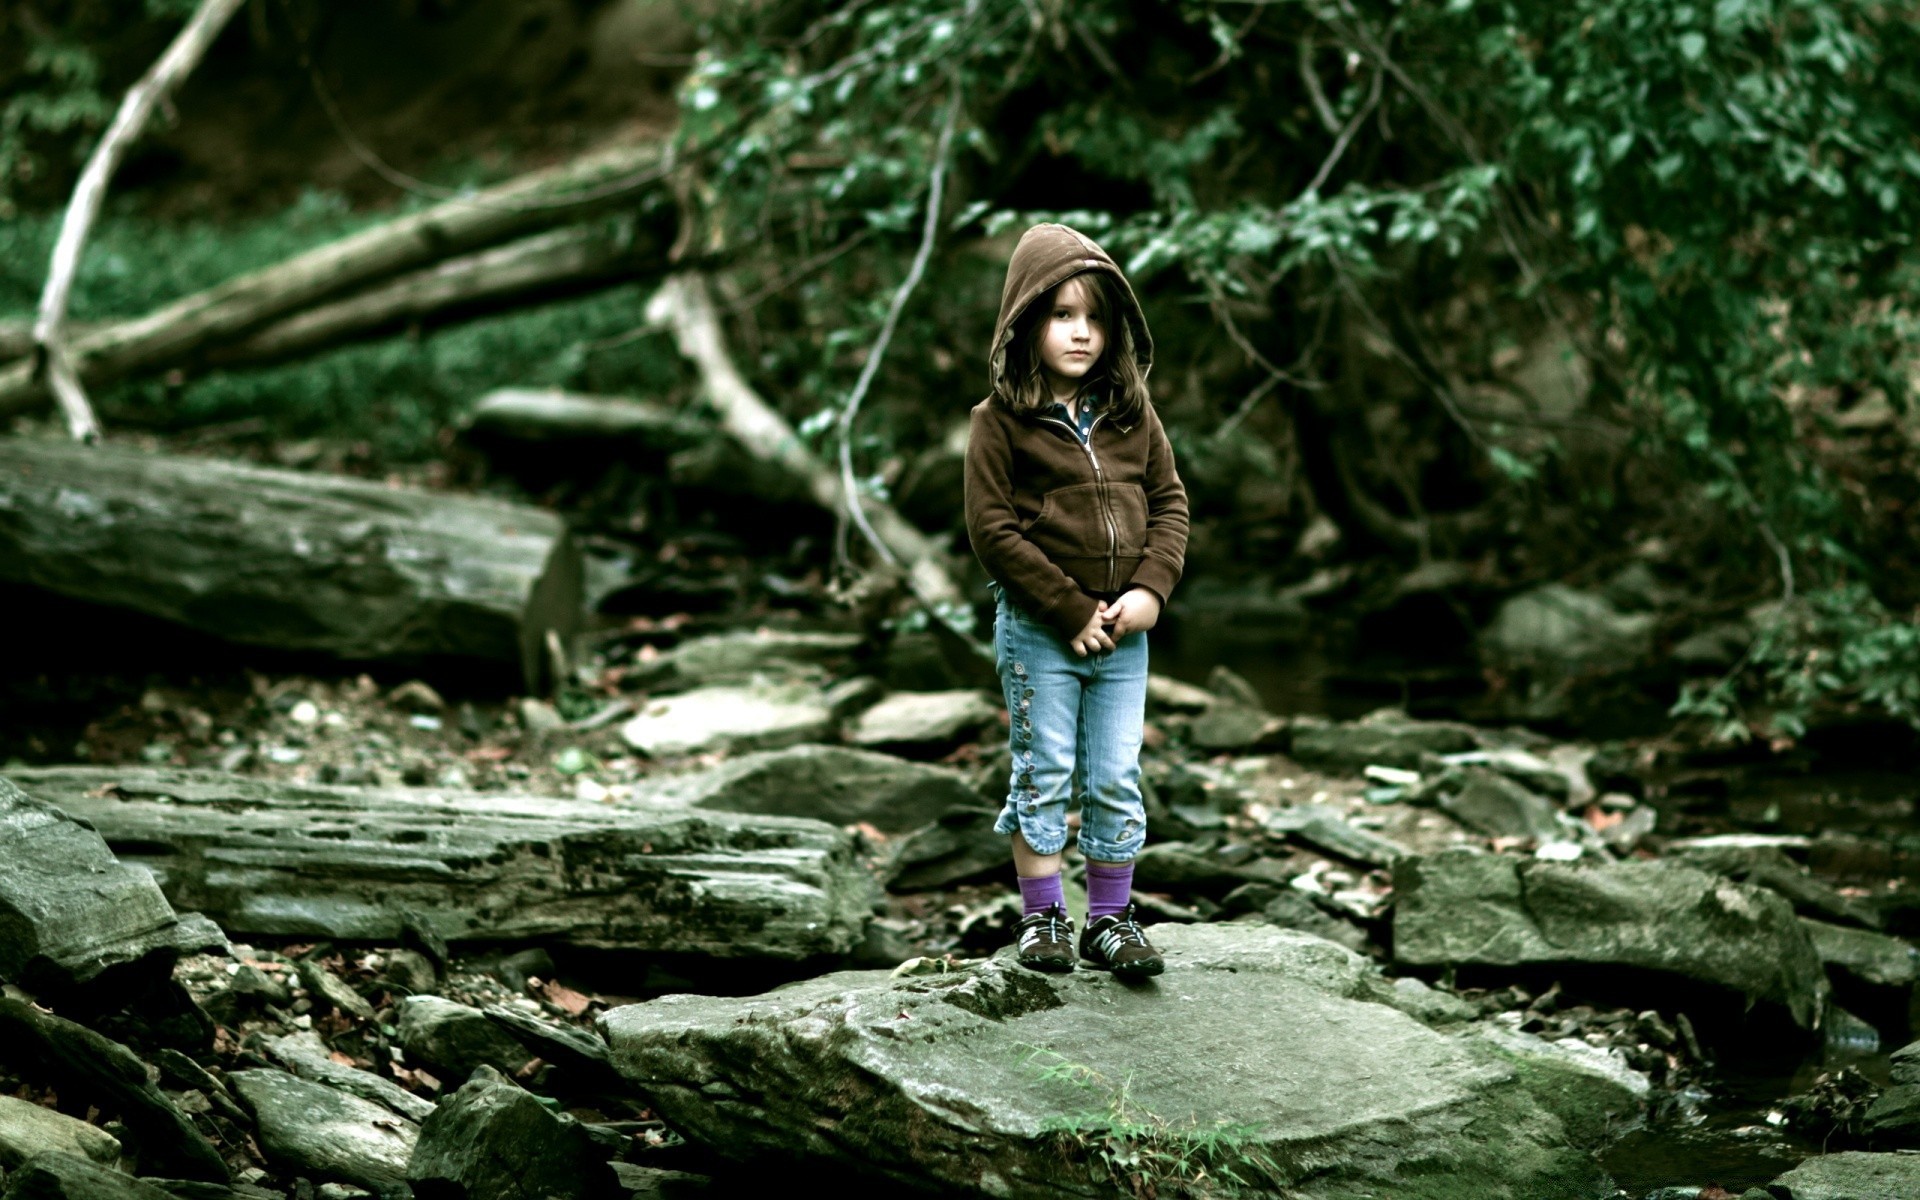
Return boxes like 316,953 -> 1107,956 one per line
1019,1045 -> 1283,1199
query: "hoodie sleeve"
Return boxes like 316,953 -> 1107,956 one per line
964,404 -> 1102,638
1125,404 -> 1190,606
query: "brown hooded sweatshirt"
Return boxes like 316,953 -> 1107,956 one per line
963,223 -> 1190,639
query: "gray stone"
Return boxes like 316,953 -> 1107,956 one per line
516,699 -> 565,735
0,999 -> 224,1183
882,810 -> 1008,891
479,1006 -> 615,1083
1264,805 -> 1409,867
296,959 -> 375,1021
619,684 -> 833,757
1393,850 -> 1827,1027
1678,845 -> 1883,929
599,925 -> 1633,1200
1803,919 -> 1920,987
228,1070 -> 417,1192
0,1096 -> 121,1170
1671,620 -> 1754,668
375,948 -> 438,996
396,997 -> 534,1082
1824,1005 -> 1881,1054
1389,976 -> 1480,1025
1438,747 -> 1576,801
1289,714 -> 1479,772
842,691 -> 998,754
203,964 -> 293,1025
407,1066 -> 617,1200
1206,665 -> 1265,709
0,1152 -> 172,1199
1770,1151 -> 1920,1199
0,775 -> 225,994
608,1164 -> 710,1197
11,767 -> 878,962
1480,584 -> 1656,676
1187,703 -> 1286,752
1248,890 -> 1369,954
1131,842 -> 1255,892
262,1033 -> 437,1123
628,630 -> 862,692
1891,1039 -> 1920,1086
650,744 -> 985,834
1144,674 -> 1214,714
1438,769 -> 1568,842
1862,1086 -> 1920,1142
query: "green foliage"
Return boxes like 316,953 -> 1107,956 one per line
1470,0 -> 1920,733
685,0 -> 1920,733
1019,1046 -> 1283,1199
0,0 -> 198,214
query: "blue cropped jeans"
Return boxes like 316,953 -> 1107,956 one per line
990,585 -> 1150,862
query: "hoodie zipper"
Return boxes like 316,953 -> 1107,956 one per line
1038,412 -> 1118,593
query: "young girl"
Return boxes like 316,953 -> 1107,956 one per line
963,223 -> 1190,978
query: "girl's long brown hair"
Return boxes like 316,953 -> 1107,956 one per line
999,270 -> 1149,426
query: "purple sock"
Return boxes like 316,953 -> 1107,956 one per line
1085,861 -> 1134,921
1017,872 -> 1066,917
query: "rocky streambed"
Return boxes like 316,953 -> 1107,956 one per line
4,624 -> 1920,1199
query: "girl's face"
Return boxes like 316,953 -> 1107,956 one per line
1033,276 -> 1106,396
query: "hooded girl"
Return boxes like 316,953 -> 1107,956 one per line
963,223 -> 1190,976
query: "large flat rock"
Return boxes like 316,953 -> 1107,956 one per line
0,776 -> 225,994
9,767 -> 879,961
599,925 -> 1632,1199
1769,1151 -> 1920,1199
1393,849 -> 1827,1026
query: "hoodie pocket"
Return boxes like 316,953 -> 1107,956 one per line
1025,483 -> 1107,561
1111,481 -> 1148,556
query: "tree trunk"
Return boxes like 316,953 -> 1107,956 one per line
0,141 -> 667,417
7,767 -> 880,962
205,217 -> 671,371
0,439 -> 582,689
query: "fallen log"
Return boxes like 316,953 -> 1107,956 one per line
0,140 -> 668,417
462,388 -> 702,447
0,439 -> 582,688
9,767 -> 880,962
205,218 -> 671,370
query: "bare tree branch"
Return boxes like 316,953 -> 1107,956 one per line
646,273 -> 979,642
32,0 -> 249,442
835,83 -> 963,573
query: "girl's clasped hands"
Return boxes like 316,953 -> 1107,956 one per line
1067,586 -> 1162,657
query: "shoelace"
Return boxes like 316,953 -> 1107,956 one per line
1093,908 -> 1151,956
1020,911 -> 1069,949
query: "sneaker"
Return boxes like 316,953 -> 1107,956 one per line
1012,905 -> 1076,973
1079,904 -> 1164,977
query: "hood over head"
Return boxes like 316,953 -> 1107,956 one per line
988,223 -> 1153,407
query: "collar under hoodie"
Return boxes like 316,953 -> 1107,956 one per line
988,223 -> 1154,409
